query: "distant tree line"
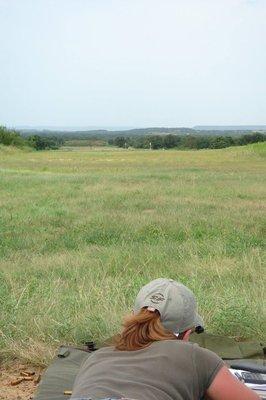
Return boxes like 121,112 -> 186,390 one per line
0,126 -> 64,150
19,127 -> 266,140
108,132 -> 266,150
1,125 -> 265,151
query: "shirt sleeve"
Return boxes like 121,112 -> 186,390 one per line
192,344 -> 225,398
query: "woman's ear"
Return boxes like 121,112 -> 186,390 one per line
182,329 -> 192,341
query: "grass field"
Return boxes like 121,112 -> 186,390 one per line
0,143 -> 265,366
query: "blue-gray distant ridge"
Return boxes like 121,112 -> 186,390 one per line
194,125 -> 266,131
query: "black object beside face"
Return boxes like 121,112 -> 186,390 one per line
195,326 -> 204,334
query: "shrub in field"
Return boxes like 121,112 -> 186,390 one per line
208,136 -> 235,149
0,126 -> 65,150
113,136 -> 126,148
236,132 -> 266,146
27,135 -> 64,150
0,126 -> 25,147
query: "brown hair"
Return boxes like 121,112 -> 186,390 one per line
115,308 -> 177,351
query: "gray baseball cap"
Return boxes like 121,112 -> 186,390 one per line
134,278 -> 203,333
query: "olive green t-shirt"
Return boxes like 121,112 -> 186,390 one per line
71,340 -> 224,400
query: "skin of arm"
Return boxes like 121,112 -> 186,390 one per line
206,366 -> 261,400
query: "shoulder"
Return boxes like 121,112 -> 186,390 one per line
149,340 -> 196,358
92,346 -> 117,357
153,339 -> 194,348
191,343 -> 225,392
191,343 -> 224,364
151,340 -> 194,350
153,340 -> 223,362
82,346 -> 116,362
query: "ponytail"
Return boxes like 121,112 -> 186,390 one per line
115,308 -> 176,351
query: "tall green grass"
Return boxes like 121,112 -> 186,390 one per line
0,143 -> 265,365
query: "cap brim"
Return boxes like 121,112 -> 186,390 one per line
194,313 -> 204,328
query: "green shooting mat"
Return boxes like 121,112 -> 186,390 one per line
34,333 -> 265,400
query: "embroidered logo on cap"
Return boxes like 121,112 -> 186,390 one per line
150,292 -> 165,304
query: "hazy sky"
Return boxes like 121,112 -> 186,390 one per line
0,0 -> 265,128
